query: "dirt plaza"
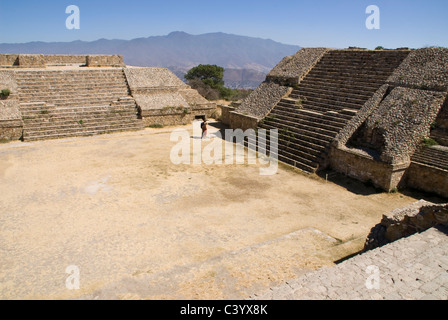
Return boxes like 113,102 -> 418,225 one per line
0,121 -> 419,300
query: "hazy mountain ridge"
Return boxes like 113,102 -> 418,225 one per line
0,31 -> 301,88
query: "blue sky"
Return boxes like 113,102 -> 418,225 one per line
0,0 -> 447,49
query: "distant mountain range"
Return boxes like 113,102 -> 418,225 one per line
0,31 -> 301,88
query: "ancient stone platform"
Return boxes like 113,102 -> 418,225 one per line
251,225 -> 448,300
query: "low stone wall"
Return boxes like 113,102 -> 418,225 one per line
44,55 -> 87,66
219,105 -> 235,126
329,146 -> 409,192
86,55 -> 124,67
141,107 -> 215,127
0,54 -> 123,67
18,54 -> 46,68
365,200 -> 448,251
405,162 -> 448,198
228,112 -> 258,131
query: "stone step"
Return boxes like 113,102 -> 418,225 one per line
253,133 -> 325,160
275,102 -> 354,122
303,73 -> 386,86
23,126 -> 143,142
24,120 -> 142,134
299,79 -> 380,94
269,111 -> 346,132
290,92 -> 368,108
260,123 -> 334,146
266,111 -> 344,133
293,87 -> 373,102
273,105 -> 348,125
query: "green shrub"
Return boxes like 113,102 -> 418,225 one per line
423,137 -> 438,147
1,89 -> 11,97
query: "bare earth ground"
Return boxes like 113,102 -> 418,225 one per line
0,121 -> 419,300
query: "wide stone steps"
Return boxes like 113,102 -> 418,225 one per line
299,79 -> 380,93
269,108 -> 346,130
412,146 -> 448,171
293,87 -> 373,102
256,50 -> 410,173
23,126 -> 143,142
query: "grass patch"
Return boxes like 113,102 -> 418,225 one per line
423,137 -> 438,147
148,124 -> 164,129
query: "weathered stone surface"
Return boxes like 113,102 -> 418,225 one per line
353,87 -> 446,164
267,48 -> 328,85
365,200 -> 448,250
86,55 -> 124,67
124,67 -> 188,90
252,226 -> 448,300
236,82 -> 290,120
387,47 -> 448,91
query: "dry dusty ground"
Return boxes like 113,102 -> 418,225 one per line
0,121 -> 421,300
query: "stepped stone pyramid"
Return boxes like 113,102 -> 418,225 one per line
223,47 -> 448,198
0,54 -> 216,141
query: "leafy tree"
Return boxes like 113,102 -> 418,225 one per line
185,64 -> 225,88
185,64 -> 253,101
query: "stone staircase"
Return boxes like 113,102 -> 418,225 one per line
411,146 -> 448,171
15,69 -> 143,141
255,50 -> 410,173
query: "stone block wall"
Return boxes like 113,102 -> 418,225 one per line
17,54 -> 46,68
329,146 -> 409,192
44,55 -> 87,66
0,54 -> 124,67
219,105 -> 235,126
86,55 -> 124,67
405,162 -> 448,199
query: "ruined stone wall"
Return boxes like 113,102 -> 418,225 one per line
365,200 -> 448,251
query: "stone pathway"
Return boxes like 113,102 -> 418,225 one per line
251,225 -> 448,300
